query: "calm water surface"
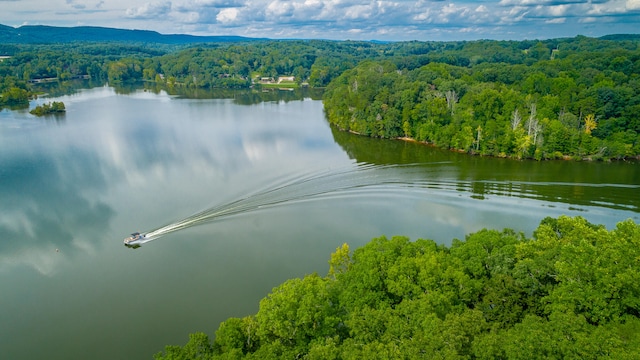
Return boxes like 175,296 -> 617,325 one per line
1,86 -> 638,359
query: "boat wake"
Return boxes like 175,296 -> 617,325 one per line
127,163 -> 434,247
124,161 -> 640,248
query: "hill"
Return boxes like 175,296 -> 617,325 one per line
0,24 -> 265,44
599,34 -> 640,41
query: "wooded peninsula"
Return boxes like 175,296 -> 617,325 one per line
1,34 -> 639,160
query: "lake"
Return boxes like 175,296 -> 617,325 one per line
1,84 -> 638,359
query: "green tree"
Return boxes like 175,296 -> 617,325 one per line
1,87 -> 30,106
154,332 -> 214,360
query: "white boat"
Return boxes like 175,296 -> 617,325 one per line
124,232 -> 147,247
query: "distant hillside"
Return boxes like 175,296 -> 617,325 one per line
599,34 -> 640,41
0,24 -> 266,44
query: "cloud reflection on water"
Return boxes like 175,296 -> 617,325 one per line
0,87 -> 337,275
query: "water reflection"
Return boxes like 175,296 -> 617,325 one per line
1,86 -> 337,274
0,141 -> 114,275
331,126 -> 640,213
35,80 -> 324,104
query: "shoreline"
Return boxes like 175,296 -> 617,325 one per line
337,126 -> 638,162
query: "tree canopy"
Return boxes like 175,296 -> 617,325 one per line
155,216 -> 640,359
323,41 -> 640,160
2,36 -> 639,158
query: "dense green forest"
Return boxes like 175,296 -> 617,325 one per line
2,35 -> 639,159
323,39 -> 640,160
154,216 -> 640,359
0,39 -> 454,90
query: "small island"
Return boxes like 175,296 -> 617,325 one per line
30,101 -> 66,116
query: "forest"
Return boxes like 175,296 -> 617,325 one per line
323,40 -> 640,160
154,216 -> 640,359
1,35 -> 639,159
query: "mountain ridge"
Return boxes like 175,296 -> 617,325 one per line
2,23 -> 639,45
0,24 -> 267,44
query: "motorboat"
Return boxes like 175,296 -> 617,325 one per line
124,232 -> 147,247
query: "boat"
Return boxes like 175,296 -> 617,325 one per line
124,232 -> 147,247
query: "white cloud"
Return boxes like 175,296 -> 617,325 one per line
1,0 -> 639,41
126,1 -> 172,19
500,0 -> 593,5
266,0 -> 295,17
413,8 -> 434,22
344,4 -> 372,19
547,4 -> 569,16
628,0 -> 640,9
196,0 -> 244,7
217,7 -> 239,22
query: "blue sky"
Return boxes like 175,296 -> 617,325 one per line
1,0 -> 639,41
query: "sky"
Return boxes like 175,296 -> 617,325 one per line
1,0 -> 639,41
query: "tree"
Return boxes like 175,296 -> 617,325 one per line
328,243 -> 350,279
445,89 -> 458,115
511,108 -> 522,130
154,332 -> 214,360
1,83 -> 32,107
255,273 -> 340,355
584,113 -> 597,135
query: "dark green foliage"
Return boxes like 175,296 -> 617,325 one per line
0,76 -> 33,108
157,216 -> 640,359
155,332 -> 214,360
324,37 -> 640,160
0,86 -> 30,107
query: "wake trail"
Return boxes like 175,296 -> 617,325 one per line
141,163 -> 433,243
130,161 -> 639,246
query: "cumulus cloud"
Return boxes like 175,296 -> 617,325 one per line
2,0 -> 640,40
126,1 -> 172,19
266,0 -> 295,17
175,0 -> 245,10
217,7 -> 239,23
198,0 -> 244,6
499,0 -> 602,5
